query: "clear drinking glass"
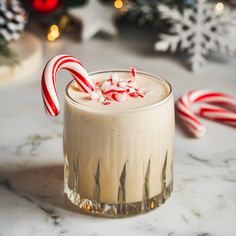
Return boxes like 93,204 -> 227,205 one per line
63,70 -> 174,217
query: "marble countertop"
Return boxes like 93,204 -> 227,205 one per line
0,33 -> 236,236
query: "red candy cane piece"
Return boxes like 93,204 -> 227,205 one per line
41,55 -> 95,116
198,104 -> 236,127
131,67 -> 136,78
176,90 -> 236,138
111,92 -> 128,102
102,99 -> 111,105
103,86 -> 126,95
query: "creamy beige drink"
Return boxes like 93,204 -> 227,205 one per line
64,70 -> 174,217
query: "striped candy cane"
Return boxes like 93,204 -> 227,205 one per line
41,55 -> 95,116
176,90 -> 236,138
198,104 -> 236,127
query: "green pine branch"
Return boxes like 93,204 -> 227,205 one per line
0,38 -> 19,66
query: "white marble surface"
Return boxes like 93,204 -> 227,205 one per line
0,32 -> 236,236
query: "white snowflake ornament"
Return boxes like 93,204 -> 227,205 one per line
155,0 -> 236,71
67,0 -> 118,41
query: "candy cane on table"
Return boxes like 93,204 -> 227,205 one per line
176,90 -> 236,138
198,104 -> 236,127
41,55 -> 95,116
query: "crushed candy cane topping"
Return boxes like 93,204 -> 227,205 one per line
90,68 -> 145,105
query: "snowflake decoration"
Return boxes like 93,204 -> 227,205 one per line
154,0 -> 236,71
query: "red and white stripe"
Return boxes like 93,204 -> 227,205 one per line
111,92 -> 128,102
41,55 -> 95,116
93,67 -> 144,103
198,104 -> 236,127
176,90 -> 236,138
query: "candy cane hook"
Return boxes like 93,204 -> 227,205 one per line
41,55 -> 95,116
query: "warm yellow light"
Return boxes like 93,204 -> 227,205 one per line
47,24 -> 60,42
59,15 -> 69,30
47,33 -> 55,42
50,24 -> 58,31
51,30 -> 59,38
215,2 -> 224,12
114,0 -> 123,9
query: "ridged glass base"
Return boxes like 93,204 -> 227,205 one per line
64,182 -> 173,217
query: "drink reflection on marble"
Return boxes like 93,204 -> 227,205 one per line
63,70 -> 174,217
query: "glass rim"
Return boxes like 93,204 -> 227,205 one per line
65,69 -> 173,113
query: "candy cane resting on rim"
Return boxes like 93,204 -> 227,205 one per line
41,55 -> 95,116
176,90 -> 236,138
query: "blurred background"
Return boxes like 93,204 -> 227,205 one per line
0,0 -> 236,76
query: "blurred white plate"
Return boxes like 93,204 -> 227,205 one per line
0,32 -> 43,86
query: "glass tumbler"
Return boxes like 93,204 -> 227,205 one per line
63,70 -> 174,217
